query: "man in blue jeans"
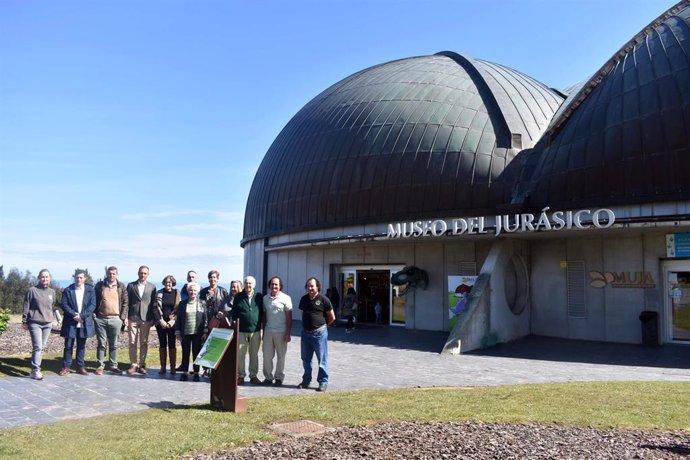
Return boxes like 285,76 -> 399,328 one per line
297,277 -> 335,392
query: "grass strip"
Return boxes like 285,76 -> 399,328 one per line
0,381 -> 688,459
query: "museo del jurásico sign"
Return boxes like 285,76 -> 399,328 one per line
386,207 -> 616,238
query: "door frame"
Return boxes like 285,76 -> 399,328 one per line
336,264 -> 405,326
662,259 -> 690,343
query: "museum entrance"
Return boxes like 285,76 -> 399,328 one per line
337,265 -> 405,326
664,260 -> 690,342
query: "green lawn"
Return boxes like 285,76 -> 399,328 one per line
0,381 -> 688,459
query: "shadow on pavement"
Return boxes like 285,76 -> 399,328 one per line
469,335 -> 690,369
290,320 -> 448,353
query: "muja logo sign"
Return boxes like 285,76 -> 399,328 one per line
589,271 -> 656,288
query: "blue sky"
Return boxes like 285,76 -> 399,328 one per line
0,0 -> 678,285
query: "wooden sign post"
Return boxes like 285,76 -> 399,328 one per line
195,319 -> 247,412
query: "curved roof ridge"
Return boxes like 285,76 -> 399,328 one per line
435,51 -> 513,148
544,0 -> 689,140
473,58 -> 561,146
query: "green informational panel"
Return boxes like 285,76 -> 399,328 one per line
194,328 -> 234,369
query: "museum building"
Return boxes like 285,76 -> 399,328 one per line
241,1 -> 690,352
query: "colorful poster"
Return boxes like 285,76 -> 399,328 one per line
194,327 -> 234,369
448,275 -> 477,330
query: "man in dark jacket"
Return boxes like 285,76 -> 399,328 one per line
125,265 -> 157,375
231,275 -> 263,385
59,269 -> 96,376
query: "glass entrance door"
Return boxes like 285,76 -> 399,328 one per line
356,270 -> 390,324
335,265 -> 405,326
664,260 -> 690,342
669,269 -> 690,341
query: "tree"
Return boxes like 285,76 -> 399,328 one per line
0,268 -> 33,313
0,266 -> 66,314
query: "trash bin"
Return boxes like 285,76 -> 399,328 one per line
638,311 -> 658,346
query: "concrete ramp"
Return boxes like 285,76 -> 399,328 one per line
443,238 -> 531,354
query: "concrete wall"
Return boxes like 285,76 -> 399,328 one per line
530,233 -> 666,344
243,239 -> 264,285
248,229 -> 671,347
488,239 -> 531,344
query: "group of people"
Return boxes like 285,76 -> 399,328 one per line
21,267 -> 336,391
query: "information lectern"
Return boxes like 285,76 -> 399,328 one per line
194,319 -> 247,412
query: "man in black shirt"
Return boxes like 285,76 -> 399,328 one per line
297,277 -> 335,392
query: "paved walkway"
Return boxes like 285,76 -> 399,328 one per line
1,323 -> 689,429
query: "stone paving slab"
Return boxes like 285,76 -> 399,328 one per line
1,324 -> 689,430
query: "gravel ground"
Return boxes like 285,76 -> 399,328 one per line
183,421 -> 690,460
0,317 -> 159,355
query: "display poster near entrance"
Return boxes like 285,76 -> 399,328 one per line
667,233 -> 690,257
448,275 -> 477,329
194,327 -> 234,369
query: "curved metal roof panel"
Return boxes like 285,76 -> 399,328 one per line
243,53 -> 564,244
520,2 -> 690,209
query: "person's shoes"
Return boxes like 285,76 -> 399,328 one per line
237,377 -> 245,385
94,367 -> 104,375
58,368 -> 70,376
261,378 -> 273,385
180,373 -> 188,381
193,374 -> 200,382
297,381 -> 310,389
137,367 -> 147,375
77,367 -> 88,376
249,376 -> 262,385
317,383 -> 328,392
109,367 -> 121,374
158,367 -> 166,375
127,365 -> 138,375
202,369 -> 210,378
30,370 -> 44,380
273,379 -> 282,387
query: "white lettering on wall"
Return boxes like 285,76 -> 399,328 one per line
386,208 -> 617,239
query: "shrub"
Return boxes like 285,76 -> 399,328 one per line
0,307 -> 9,336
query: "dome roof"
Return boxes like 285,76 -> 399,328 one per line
519,2 -> 690,209
243,52 -> 563,244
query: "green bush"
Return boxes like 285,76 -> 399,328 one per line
0,308 -> 9,335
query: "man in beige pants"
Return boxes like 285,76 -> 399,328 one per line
262,276 -> 292,386
230,276 -> 264,385
125,265 -> 157,375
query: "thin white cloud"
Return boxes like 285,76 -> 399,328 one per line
121,209 -> 243,221
169,223 -> 240,232
3,230 -> 246,282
